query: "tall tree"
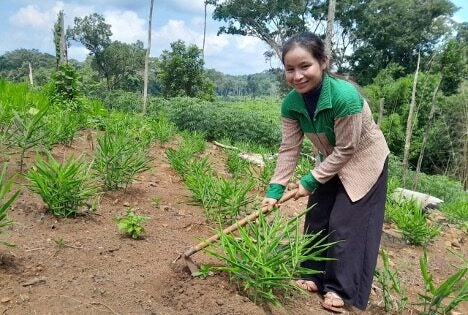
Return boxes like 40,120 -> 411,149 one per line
143,0 -> 155,115
68,13 -> 113,89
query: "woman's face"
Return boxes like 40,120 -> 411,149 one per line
283,45 -> 326,94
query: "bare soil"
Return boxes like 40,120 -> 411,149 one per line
0,131 -> 466,315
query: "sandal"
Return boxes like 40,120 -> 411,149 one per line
295,279 -> 318,293
321,291 -> 345,313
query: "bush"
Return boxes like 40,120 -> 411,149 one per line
166,97 -> 281,148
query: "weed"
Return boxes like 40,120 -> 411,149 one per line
0,163 -> 19,247
55,237 -> 65,247
26,154 -> 98,217
374,249 -> 408,312
192,264 -> 215,279
115,209 -> 149,239
151,196 -> 162,208
418,248 -> 467,314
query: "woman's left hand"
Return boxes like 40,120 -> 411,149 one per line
293,182 -> 312,200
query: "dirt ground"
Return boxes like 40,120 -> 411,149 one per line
0,131 -> 466,315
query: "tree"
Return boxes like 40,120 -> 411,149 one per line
348,0 -> 456,84
100,41 -> 145,91
0,49 -> 55,85
143,0 -> 155,114
68,13 -> 113,89
156,40 -> 215,100
211,0 -> 321,59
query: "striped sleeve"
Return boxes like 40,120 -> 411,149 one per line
266,117 -> 303,199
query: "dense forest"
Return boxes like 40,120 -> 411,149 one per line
0,0 -> 467,187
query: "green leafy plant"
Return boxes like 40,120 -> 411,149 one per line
192,264 -> 215,279
0,163 -> 19,247
10,106 -> 49,172
385,199 -> 440,245
206,208 -> 337,306
374,249 -> 408,312
26,154 -> 97,217
418,249 -> 467,314
49,64 -> 83,111
115,209 -> 149,239
93,132 -> 151,190
440,196 -> 468,230
148,115 -> 178,143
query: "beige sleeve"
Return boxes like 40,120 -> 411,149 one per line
270,117 -> 304,186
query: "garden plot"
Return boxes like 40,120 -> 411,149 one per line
0,130 -> 466,314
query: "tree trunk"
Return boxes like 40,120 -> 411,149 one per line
413,77 -> 441,190
28,62 -> 33,86
378,97 -> 384,126
143,0 -> 154,115
325,0 -> 336,62
402,51 -> 420,184
202,1 -> 207,60
59,10 -> 67,65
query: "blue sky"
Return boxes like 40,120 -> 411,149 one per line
0,0 -> 467,75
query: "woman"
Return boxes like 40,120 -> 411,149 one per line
261,32 -> 389,312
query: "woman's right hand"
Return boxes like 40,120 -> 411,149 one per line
261,197 -> 278,211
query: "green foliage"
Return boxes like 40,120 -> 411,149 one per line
0,49 -> 55,85
49,64 -> 83,111
45,110 -> 82,146
206,208 -> 336,306
374,249 -> 408,312
192,264 -> 215,279
167,97 -> 281,148
115,209 -> 149,239
0,163 -> 19,246
418,249 -> 467,314
440,196 -> 468,228
93,131 -> 151,190
385,199 -> 440,246
148,115 -> 178,144
26,154 -> 97,217
10,106 -> 49,172
156,40 -> 215,101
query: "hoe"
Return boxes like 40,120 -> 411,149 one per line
172,189 -> 299,274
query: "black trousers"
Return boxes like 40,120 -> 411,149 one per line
302,158 -> 388,310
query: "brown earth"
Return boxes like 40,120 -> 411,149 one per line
0,131 -> 466,315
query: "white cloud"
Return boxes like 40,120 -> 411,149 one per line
9,4 -> 57,28
104,10 -> 146,43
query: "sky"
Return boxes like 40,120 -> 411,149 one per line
0,0 -> 467,75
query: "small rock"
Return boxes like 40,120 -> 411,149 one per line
216,299 -> 224,306
22,277 -> 46,287
451,240 -> 461,249
1,297 -> 11,303
162,224 -> 168,228
123,202 -> 130,207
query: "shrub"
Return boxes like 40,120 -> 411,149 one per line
26,154 -> 97,217
166,97 -> 281,148
440,196 -> 468,229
